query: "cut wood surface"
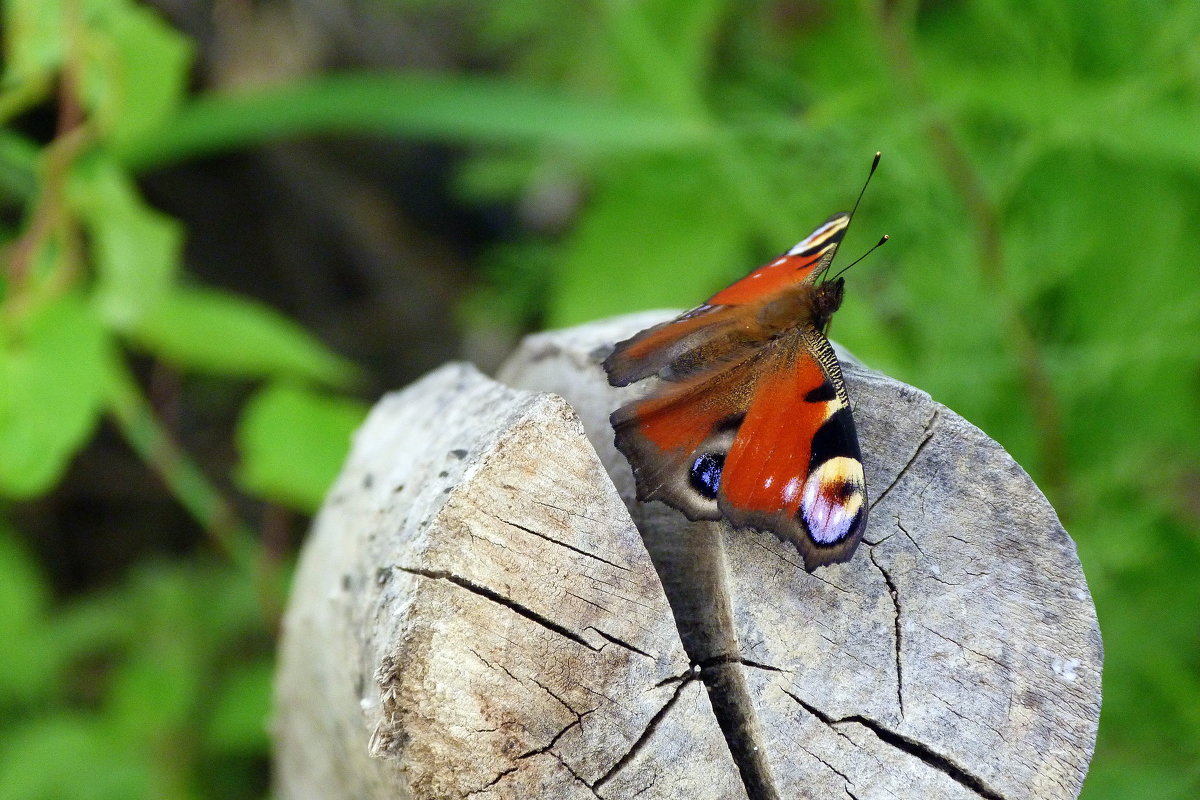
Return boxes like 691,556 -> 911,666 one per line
273,312 -> 1102,800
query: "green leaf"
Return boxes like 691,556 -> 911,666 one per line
115,73 -> 709,170
0,294 -> 110,498
131,287 -> 357,385
69,154 -> 181,329
0,129 -> 39,202
78,1 -> 193,148
235,383 -> 367,512
107,642 -> 200,744
0,715 -> 152,800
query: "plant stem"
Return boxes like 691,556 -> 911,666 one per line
104,353 -> 259,573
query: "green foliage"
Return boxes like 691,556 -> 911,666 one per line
113,73 -> 706,172
131,288 -> 358,384
1,0 -> 1197,797
1,3 -> 361,796
236,384 -> 368,513
0,524 -> 272,800
0,0 -> 360,509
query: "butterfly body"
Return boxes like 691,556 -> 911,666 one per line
604,213 -> 867,571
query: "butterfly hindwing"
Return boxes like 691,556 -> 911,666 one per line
718,331 -> 866,568
611,348 -> 765,521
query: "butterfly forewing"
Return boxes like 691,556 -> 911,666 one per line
604,213 -> 850,387
705,213 -> 848,306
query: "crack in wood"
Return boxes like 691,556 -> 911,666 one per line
783,691 -> 1007,800
516,714 -> 585,762
797,742 -> 854,789
398,566 -> 598,651
698,655 -> 789,675
464,671 -> 597,795
464,764 -> 520,797
531,497 -> 610,529
566,590 -> 612,615
636,520 -> 780,800
653,665 -> 700,688
549,751 -> 602,798
592,677 -> 693,793
495,515 -> 631,572
917,623 -> 1011,673
699,663 -> 781,800
893,514 -> 932,562
869,406 -> 940,513
869,549 -> 905,718
467,648 -> 523,687
586,626 -> 655,659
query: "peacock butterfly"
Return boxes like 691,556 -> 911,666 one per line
603,157 -> 881,571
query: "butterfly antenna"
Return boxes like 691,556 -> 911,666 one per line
848,151 -> 882,224
817,152 -> 882,281
830,234 -> 888,281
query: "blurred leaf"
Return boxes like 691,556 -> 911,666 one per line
0,293 -> 110,498
131,287 -> 357,386
115,73 -> 710,171
459,239 -> 554,330
0,715 -> 152,800
0,524 -> 54,706
69,154 -> 181,328
0,129 -> 39,201
107,617 -> 200,743
235,383 -> 367,512
78,0 -> 193,148
934,70 -> 1200,172
1,0 -> 65,84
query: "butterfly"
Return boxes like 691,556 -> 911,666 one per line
603,205 -> 873,571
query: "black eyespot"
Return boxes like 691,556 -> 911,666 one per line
689,453 -> 724,499
804,381 -> 837,403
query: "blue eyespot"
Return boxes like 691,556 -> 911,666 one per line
689,453 -> 724,499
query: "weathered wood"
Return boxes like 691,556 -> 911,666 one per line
274,313 -> 1102,800
274,361 -> 745,800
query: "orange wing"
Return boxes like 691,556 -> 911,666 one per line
717,331 -> 866,568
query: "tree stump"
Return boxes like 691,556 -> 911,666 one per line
273,313 -> 1102,800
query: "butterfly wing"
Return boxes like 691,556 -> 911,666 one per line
611,346 -> 767,521
610,328 -> 866,570
604,213 -> 850,387
605,212 -> 865,571
604,304 -> 748,387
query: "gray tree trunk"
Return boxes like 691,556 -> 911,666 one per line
274,312 -> 1102,800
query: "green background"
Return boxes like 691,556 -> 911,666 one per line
2,1 -> 1198,797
